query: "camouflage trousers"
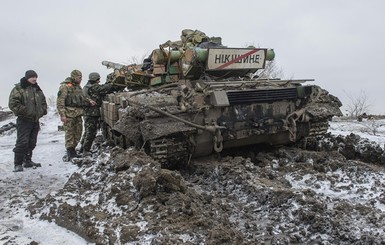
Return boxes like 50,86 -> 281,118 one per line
81,116 -> 99,151
64,116 -> 83,149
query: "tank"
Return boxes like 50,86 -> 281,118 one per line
100,29 -> 343,167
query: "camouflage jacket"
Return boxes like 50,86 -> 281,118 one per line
83,81 -> 114,117
56,78 -> 90,118
8,77 -> 47,122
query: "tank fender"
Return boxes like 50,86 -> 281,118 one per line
140,119 -> 196,142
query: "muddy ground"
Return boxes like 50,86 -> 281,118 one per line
26,133 -> 385,245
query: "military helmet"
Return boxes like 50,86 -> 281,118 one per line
89,72 -> 101,81
70,70 -> 82,79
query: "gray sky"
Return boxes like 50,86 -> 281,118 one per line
1,0 -> 384,114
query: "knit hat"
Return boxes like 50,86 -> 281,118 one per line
70,70 -> 82,78
25,70 -> 38,79
89,72 -> 101,81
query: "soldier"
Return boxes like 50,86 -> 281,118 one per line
81,72 -> 117,155
8,70 -> 47,172
57,70 -> 96,161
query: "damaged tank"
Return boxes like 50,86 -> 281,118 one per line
100,29 -> 342,166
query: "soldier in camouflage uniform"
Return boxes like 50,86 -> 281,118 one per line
81,72 -> 116,155
56,70 -> 96,161
8,70 -> 47,172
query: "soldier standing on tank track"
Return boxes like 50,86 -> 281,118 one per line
57,70 -> 96,161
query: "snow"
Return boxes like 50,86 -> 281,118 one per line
1,108 -> 385,244
0,107 -> 92,244
329,117 -> 385,148
286,170 -> 385,211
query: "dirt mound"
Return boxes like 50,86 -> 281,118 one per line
31,148 -> 243,244
304,133 -> 385,164
30,135 -> 385,244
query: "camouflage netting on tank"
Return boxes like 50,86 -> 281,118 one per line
161,29 -> 217,51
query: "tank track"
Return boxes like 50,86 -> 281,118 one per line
298,119 -> 330,149
308,120 -> 329,137
148,120 -> 331,164
148,135 -> 190,168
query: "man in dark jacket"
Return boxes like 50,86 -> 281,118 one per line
81,72 -> 116,155
8,70 -> 47,172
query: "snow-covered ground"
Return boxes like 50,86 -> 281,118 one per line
0,107 -> 92,244
1,109 -> 385,244
329,117 -> 385,148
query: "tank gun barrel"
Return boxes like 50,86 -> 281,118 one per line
102,61 -> 136,70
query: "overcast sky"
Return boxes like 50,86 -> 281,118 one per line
1,0 -> 384,114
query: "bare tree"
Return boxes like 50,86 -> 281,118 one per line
360,120 -> 384,136
344,90 -> 371,119
242,43 -> 285,79
125,54 -> 149,66
256,60 -> 285,79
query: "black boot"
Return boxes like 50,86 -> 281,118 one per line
13,152 -> 24,172
23,151 -> 42,168
67,147 -> 81,160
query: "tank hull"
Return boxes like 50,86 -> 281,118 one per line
101,79 -> 341,166
100,29 -> 342,166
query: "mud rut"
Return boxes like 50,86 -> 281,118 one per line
29,133 -> 385,244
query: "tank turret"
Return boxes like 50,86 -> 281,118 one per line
100,29 -> 342,167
